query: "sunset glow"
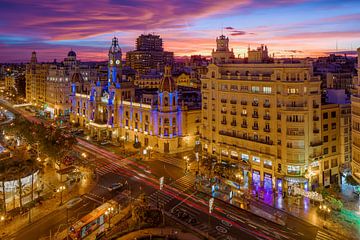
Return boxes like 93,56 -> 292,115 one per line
0,0 -> 359,62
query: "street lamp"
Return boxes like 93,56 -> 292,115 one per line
105,207 -> 114,229
319,204 -> 331,220
121,136 -> 126,154
81,152 -> 87,158
146,146 -> 153,159
183,156 -> 189,173
57,185 -> 66,205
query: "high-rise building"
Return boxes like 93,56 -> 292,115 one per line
351,48 -> 360,183
201,35 -> 323,194
126,34 -> 174,75
25,51 -> 49,106
136,34 -> 163,51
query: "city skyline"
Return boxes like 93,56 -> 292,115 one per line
0,0 -> 360,62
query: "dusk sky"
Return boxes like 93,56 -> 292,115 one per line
0,0 -> 359,62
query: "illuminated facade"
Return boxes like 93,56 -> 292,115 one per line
4,76 -> 15,91
46,51 -> 97,117
25,51 -> 49,106
201,35 -> 323,192
351,47 -> 360,183
70,37 -> 201,153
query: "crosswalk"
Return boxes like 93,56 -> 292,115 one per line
147,174 -> 196,208
315,230 -> 336,240
95,159 -> 129,176
171,174 -> 196,192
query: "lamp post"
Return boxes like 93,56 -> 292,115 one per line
105,207 -> 114,229
120,136 -> 126,154
57,185 -> 66,205
183,156 -> 189,173
1,215 -> 5,226
319,204 -> 331,221
146,146 -> 153,159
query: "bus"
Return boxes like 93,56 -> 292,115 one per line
69,200 -> 117,239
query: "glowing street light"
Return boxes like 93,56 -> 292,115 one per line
57,185 -> 66,205
105,206 -> 114,228
183,156 -> 190,173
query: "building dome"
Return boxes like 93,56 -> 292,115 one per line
159,65 -> 175,92
159,76 -> 176,92
71,72 -> 83,83
68,50 -> 76,57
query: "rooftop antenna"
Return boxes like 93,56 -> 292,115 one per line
336,40 -> 338,53
221,23 -> 223,36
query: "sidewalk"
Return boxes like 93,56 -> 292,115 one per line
194,165 -> 359,239
0,164 -> 95,239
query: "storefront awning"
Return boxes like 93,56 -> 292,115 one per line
284,176 -> 308,183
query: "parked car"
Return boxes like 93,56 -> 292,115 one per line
100,141 -> 109,145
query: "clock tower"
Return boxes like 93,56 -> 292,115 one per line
211,34 -> 235,64
108,37 -> 122,84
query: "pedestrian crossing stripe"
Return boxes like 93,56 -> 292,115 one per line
315,230 -> 336,240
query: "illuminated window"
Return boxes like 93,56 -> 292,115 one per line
252,156 -> 260,163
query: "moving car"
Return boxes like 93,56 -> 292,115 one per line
108,183 -> 123,191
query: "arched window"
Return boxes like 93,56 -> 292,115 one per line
164,97 -> 169,106
211,71 -> 215,78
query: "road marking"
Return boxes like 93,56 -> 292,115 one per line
221,219 -> 232,228
170,191 -> 197,213
216,225 -> 228,234
248,224 -> 257,229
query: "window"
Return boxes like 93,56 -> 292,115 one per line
241,154 -> 249,161
323,136 -> 328,142
323,148 -> 328,154
323,124 -> 328,131
331,158 -> 338,168
263,87 -> 272,94
323,112 -> 328,119
221,84 -> 228,91
264,159 -> 272,169
332,135 -> 336,141
331,111 -> 336,118
331,123 -> 336,129
251,86 -> 260,93
332,146 -> 336,153
252,156 -> 260,163
324,160 -> 329,169
287,165 -> 300,175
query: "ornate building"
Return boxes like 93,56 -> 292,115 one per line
45,50 -> 97,118
25,51 -> 49,106
70,37 -> 201,153
351,48 -> 360,183
202,35 -> 323,194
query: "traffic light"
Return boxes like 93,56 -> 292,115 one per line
278,163 -> 281,173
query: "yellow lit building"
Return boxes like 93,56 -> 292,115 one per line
201,35 -> 322,193
4,75 -> 15,91
25,51 -> 49,106
351,47 -> 360,183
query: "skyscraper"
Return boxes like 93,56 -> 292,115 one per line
126,34 -> 174,75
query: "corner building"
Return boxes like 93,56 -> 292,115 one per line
351,48 -> 360,183
70,37 -> 201,153
201,35 -> 322,193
